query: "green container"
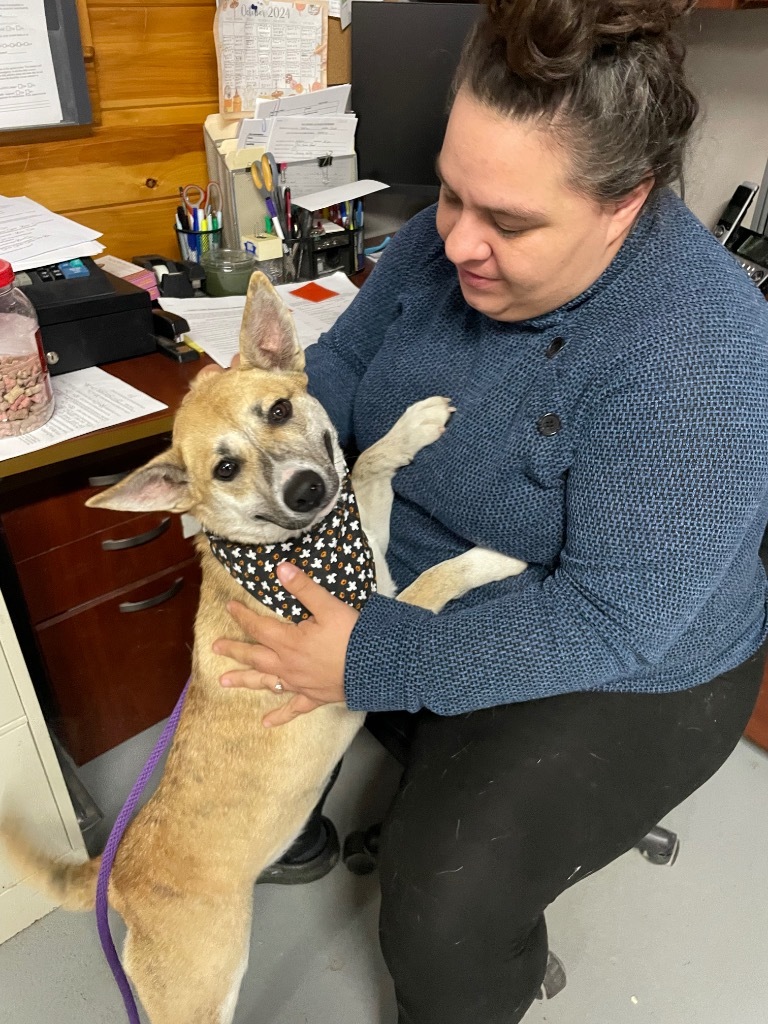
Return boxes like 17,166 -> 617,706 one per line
200,249 -> 259,297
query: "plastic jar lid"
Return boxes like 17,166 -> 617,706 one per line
0,260 -> 14,287
200,249 -> 258,273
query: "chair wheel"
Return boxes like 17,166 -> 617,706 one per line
636,826 -> 680,866
343,824 -> 381,875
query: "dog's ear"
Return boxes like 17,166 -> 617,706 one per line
238,271 -> 305,374
86,450 -> 191,513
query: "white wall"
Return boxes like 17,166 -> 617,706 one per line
682,8 -> 768,230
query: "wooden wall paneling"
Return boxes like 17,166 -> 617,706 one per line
0,124 -> 209,214
101,102 -> 218,129
88,5 -> 219,110
64,198 -> 195,263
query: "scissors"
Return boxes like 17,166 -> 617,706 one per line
180,181 -> 222,228
251,152 -> 285,236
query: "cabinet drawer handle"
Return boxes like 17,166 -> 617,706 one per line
101,517 -> 171,551
119,577 -> 184,613
88,471 -> 129,488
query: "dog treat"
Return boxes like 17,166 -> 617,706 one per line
0,351 -> 54,438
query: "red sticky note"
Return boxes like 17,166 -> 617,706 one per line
289,282 -> 339,303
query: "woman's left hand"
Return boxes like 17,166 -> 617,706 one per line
212,561 -> 360,728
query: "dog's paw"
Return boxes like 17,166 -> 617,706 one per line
389,396 -> 455,462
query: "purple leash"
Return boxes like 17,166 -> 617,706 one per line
95,677 -> 191,1023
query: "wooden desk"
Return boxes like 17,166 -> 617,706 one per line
0,351 -> 215,482
0,352 -> 213,765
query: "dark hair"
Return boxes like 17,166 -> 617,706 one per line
453,0 -> 699,202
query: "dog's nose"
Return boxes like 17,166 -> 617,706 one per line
283,470 -> 326,514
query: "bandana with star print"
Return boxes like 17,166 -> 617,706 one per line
205,476 -> 377,623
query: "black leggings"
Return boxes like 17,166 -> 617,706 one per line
373,650 -> 764,1024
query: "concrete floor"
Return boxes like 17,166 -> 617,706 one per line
1,723 -> 767,1024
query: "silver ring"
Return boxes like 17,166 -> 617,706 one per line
273,680 -> 285,693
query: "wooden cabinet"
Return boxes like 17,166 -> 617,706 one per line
745,662 -> 768,751
0,436 -> 200,766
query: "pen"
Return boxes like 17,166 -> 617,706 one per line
284,187 -> 291,236
266,198 -> 285,241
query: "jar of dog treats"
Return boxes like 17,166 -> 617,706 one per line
0,259 -> 54,438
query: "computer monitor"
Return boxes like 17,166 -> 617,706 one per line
351,1 -> 483,231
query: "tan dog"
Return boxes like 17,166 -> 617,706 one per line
2,273 -> 525,1024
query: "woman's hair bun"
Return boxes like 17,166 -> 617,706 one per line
482,0 -> 696,82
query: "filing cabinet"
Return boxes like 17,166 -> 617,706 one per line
0,586 -> 85,944
0,436 -> 200,765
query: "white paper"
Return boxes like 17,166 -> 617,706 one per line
0,195 -> 102,270
236,84 -> 351,146
159,271 -> 360,366
0,367 -> 167,462
0,0 -> 63,129
278,272 -> 359,347
339,0 -> 351,31
265,116 -> 357,163
11,240 -> 105,272
156,295 -> 248,369
292,178 -> 388,212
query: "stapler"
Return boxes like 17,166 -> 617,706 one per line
152,308 -> 200,363
132,255 -> 206,299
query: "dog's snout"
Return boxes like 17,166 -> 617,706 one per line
283,470 -> 326,514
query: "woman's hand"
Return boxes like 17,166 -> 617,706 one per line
212,561 -> 360,728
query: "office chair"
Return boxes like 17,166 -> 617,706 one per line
343,712 -> 680,1000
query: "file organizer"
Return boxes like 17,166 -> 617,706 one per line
204,114 -> 358,251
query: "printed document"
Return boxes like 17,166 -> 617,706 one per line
159,272 -> 360,367
0,195 -> 103,270
0,368 -> 167,462
236,84 -> 351,147
238,115 -> 357,162
0,0 -> 62,129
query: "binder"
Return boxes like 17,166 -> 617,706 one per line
204,114 -> 358,251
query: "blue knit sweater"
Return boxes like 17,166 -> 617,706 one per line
305,188 -> 768,715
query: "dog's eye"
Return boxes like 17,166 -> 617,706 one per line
214,459 -> 240,481
268,399 -> 292,424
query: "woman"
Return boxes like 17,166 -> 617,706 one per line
214,1 -> 768,1021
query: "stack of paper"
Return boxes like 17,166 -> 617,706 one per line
159,271 -> 361,367
0,195 -> 104,272
235,84 -> 357,163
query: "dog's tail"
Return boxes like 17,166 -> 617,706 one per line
0,818 -> 100,911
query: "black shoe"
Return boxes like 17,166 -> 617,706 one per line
534,950 -> 567,1001
256,816 -> 340,885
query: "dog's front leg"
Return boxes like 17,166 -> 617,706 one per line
352,396 -> 454,593
397,547 -> 527,614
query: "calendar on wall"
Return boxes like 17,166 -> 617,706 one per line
214,0 -> 328,121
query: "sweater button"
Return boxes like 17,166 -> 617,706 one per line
545,335 -> 565,358
537,413 -> 562,436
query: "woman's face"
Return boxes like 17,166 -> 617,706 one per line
435,90 -> 650,322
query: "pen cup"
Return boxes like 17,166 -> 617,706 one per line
176,228 -> 223,264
